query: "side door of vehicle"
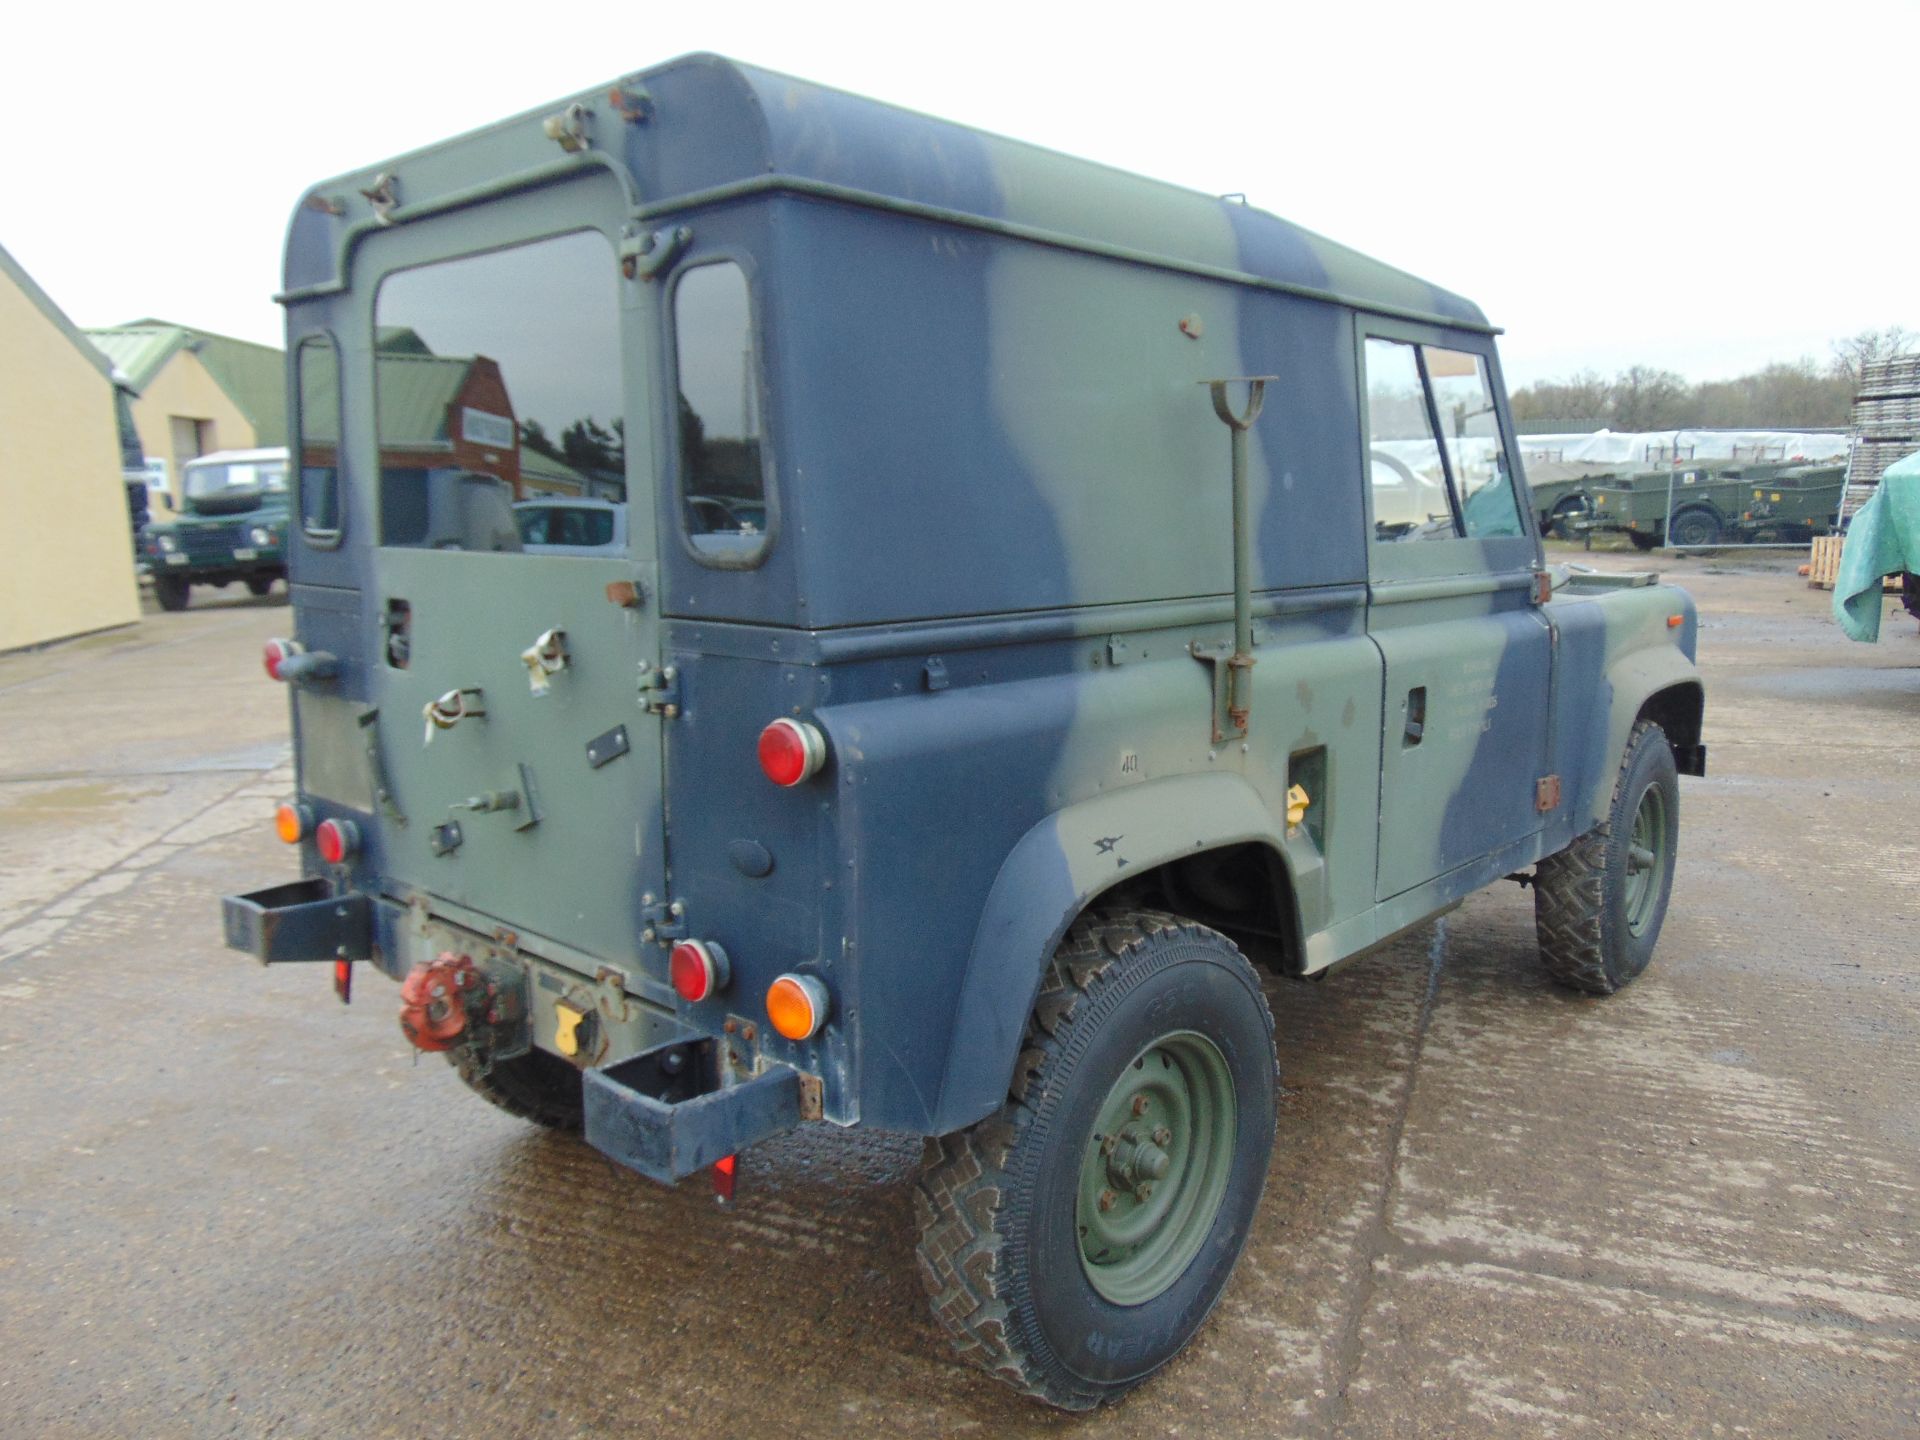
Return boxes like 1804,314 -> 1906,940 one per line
1360,324 -> 1554,901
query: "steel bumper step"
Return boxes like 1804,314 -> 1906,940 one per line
585,1040 -> 802,1184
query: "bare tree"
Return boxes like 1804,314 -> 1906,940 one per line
1830,326 -> 1915,384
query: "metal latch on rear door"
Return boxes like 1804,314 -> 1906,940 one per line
638,661 -> 680,718
640,895 -> 687,946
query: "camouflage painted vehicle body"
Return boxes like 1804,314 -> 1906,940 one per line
223,54 -> 1705,1408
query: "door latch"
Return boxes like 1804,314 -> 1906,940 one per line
640,895 -> 687,946
638,662 -> 680,718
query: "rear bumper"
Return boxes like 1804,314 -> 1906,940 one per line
222,880 -> 807,1180
585,1042 -> 803,1182
222,879 -> 374,963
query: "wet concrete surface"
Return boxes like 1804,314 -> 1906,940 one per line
0,562 -> 1914,1437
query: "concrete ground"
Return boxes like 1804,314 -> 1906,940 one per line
0,560 -> 1914,1439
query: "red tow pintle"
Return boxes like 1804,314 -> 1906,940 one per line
712,1154 -> 737,1204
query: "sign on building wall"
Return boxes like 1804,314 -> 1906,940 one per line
461,407 -> 515,450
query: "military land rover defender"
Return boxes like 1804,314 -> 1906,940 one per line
223,55 -> 1705,1410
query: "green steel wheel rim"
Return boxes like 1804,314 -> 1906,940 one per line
1623,782 -> 1670,937
1075,1030 -> 1237,1307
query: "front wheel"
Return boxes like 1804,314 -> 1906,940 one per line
915,910 -> 1276,1410
1534,719 -> 1679,994
153,575 -> 190,611
245,575 -> 276,597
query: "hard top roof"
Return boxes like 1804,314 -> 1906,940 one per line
287,54 -> 1490,334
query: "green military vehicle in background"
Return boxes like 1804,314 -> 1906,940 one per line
224,55 -> 1707,1411
138,447 -> 289,610
1584,460 -> 1845,549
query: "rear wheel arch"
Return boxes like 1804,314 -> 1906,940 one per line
935,774 -> 1304,1135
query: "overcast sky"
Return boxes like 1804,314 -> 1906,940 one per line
4,1 -> 1913,388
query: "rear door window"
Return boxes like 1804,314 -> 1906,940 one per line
373,230 -> 622,551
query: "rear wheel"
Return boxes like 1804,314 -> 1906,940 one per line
1534,720 -> 1679,994
245,575 -> 275,597
914,910 -> 1275,1410
1669,507 -> 1723,548
449,1046 -> 584,1130
153,575 -> 190,611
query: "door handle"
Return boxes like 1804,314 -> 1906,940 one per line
1403,687 -> 1426,746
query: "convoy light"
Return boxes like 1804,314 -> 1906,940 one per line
315,817 -> 359,865
757,718 -> 827,787
767,973 -> 830,1040
670,939 -> 730,1003
274,801 -> 312,843
263,638 -> 305,681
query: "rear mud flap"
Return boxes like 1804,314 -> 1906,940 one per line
584,1040 -> 802,1183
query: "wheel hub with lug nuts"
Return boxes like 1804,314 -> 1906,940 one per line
1075,1030 -> 1237,1307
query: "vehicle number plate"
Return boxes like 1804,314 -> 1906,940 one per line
164,554 -> 188,565
233,547 -> 258,561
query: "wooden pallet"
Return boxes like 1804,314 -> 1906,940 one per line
1807,533 -> 1905,592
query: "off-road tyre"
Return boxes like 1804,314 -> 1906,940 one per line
245,575 -> 275,597
1627,533 -> 1660,552
914,910 -> 1276,1410
1669,507 -> 1723,548
448,1046 -> 585,1131
153,575 -> 190,611
1548,497 -> 1589,539
1534,719 -> 1679,994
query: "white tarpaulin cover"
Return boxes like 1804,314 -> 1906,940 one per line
1516,430 -> 1848,467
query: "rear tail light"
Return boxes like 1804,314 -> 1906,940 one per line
669,940 -> 730,1003
274,801 -> 312,843
758,718 -> 827,787
315,817 -> 360,865
264,638 -> 304,681
766,973 -> 830,1040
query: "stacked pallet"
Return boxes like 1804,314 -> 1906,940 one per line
1844,356 -> 1920,517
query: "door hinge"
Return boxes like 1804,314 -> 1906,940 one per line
1536,775 -> 1562,812
638,662 -> 681,718
640,896 -> 688,946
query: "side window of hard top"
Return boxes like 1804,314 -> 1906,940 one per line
1363,337 -> 1524,545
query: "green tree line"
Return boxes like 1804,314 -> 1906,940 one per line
1510,327 -> 1912,432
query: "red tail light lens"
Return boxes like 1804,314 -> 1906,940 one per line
264,638 -> 304,681
669,939 -> 730,1003
757,718 -> 826,787
315,817 -> 359,865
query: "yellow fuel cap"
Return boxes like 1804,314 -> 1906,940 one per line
1286,784 -> 1311,829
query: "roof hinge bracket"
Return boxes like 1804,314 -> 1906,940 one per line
621,226 -> 692,282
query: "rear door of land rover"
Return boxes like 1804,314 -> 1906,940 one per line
354,178 -> 668,974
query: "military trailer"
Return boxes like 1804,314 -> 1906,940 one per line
139,447 -> 290,609
1584,460 -> 1845,548
223,55 -> 1706,1410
